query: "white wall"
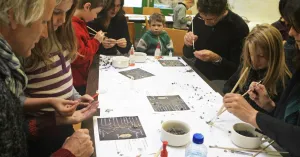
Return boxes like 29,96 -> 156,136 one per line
191,0 -> 281,27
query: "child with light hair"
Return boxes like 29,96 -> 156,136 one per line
136,13 -> 174,56
223,24 -> 292,113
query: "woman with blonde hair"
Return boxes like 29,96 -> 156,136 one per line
22,0 -> 98,156
223,24 -> 292,113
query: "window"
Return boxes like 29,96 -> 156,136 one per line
124,0 -> 143,8
154,0 -> 183,9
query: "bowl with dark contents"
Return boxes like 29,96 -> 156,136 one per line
161,120 -> 190,147
231,123 -> 268,149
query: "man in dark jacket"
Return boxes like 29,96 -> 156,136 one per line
183,0 -> 249,80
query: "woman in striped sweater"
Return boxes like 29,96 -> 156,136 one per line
22,0 -> 99,156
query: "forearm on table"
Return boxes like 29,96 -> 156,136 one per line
23,97 -> 52,112
256,112 -> 300,155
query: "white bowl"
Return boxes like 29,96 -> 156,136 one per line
231,123 -> 267,149
134,52 -> 147,63
160,120 -> 191,147
112,56 -> 129,68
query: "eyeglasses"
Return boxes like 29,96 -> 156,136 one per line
198,14 -> 219,22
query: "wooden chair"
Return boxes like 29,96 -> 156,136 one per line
164,28 -> 187,56
142,7 -> 161,15
127,22 -> 136,46
186,10 -> 193,15
123,7 -> 134,14
144,16 -> 150,30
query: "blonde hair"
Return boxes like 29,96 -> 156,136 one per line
24,0 -> 78,70
0,0 -> 45,26
239,24 -> 292,97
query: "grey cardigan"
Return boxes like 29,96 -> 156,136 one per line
173,3 -> 189,29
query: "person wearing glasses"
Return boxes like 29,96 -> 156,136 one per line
183,0 -> 249,81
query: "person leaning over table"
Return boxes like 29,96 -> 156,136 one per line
183,0 -> 249,81
223,24 -> 292,114
223,0 -> 300,156
0,0 -> 94,156
87,0 -> 131,55
173,0 -> 195,30
22,0 -> 99,156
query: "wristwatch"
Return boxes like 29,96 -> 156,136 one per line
213,57 -> 223,65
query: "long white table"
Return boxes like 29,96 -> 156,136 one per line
93,56 -> 280,157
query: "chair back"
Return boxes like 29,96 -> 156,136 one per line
164,28 -> 187,56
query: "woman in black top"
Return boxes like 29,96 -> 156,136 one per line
223,0 -> 300,156
87,0 -> 131,55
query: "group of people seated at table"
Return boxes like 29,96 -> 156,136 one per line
0,0 -> 300,156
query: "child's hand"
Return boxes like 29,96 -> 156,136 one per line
248,83 -> 275,112
50,98 -> 79,116
94,31 -> 105,43
56,101 -> 99,125
116,38 -> 127,48
103,38 -> 117,49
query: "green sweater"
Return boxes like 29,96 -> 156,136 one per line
136,30 -> 174,56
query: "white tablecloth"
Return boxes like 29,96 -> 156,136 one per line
93,56 -> 280,157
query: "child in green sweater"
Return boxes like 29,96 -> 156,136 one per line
136,13 -> 174,56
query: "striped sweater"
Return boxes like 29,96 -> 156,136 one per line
24,50 -> 77,100
24,48 -> 78,157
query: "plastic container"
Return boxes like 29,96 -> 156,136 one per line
129,45 -> 135,66
154,42 -> 161,59
185,133 -> 207,157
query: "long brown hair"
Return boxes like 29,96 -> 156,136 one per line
239,24 -> 292,97
96,0 -> 124,28
24,0 -> 78,70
